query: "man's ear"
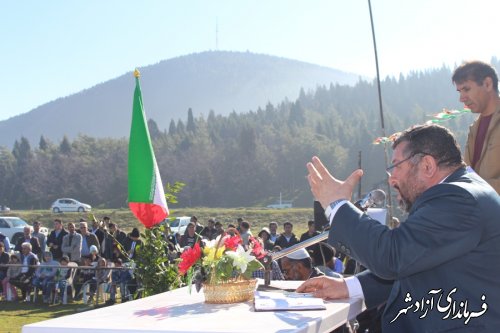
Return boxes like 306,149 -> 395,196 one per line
421,155 -> 438,177
483,77 -> 494,92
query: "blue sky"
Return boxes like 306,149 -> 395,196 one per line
2,0 -> 499,121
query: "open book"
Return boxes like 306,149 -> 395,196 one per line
254,290 -> 326,311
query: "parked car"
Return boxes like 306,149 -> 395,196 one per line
0,205 -> 10,212
50,198 -> 92,213
163,216 -> 191,236
0,216 -> 49,245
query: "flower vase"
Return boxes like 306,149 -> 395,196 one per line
202,279 -> 258,304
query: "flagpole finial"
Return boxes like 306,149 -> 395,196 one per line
134,68 -> 141,78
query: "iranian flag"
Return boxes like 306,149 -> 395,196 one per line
128,69 -> 169,228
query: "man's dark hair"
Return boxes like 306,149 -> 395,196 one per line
108,222 -> 116,229
307,220 -> 315,227
452,60 -> 499,92
283,222 -> 293,228
393,124 -> 465,169
240,221 -> 250,230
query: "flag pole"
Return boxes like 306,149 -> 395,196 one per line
367,0 -> 394,225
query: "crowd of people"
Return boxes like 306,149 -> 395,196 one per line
0,216 -> 140,305
0,214 -> 350,306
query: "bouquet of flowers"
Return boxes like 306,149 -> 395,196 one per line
178,229 -> 265,292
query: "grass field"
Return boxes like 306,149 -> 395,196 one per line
1,207 -> 314,332
0,300 -> 90,333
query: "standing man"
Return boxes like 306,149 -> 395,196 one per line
61,222 -> 82,263
299,124 -> 500,331
90,219 -> 105,246
274,222 -> 299,249
452,60 -> 500,194
78,221 -> 100,258
32,221 -> 47,255
15,226 -> 41,258
268,222 -> 279,243
47,219 -> 67,260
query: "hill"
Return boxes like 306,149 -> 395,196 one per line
0,51 -> 358,148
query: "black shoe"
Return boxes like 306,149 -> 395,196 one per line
105,299 -> 115,305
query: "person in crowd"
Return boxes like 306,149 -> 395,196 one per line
10,242 -> 39,301
452,60 -> 500,194
252,260 -> 284,281
274,222 -> 299,249
279,248 -> 324,281
101,226 -> 115,260
109,222 -> 128,251
268,222 -> 279,242
0,242 -> 9,295
15,226 -> 42,258
2,253 -> 20,301
107,258 -> 133,305
188,216 -> 204,235
299,124 -> 500,331
236,217 -> 244,233
87,257 -> 110,304
179,222 -> 200,249
0,232 -> 11,253
310,242 -> 344,275
49,255 -> 73,303
300,220 -> 321,259
239,221 -> 253,249
74,255 -> 96,300
201,218 -> 217,240
47,219 -> 67,260
257,227 -> 275,251
32,221 -> 47,256
213,221 -> 224,240
226,224 -> 237,236
32,251 -> 59,303
89,245 -> 101,263
102,216 -> 111,229
90,219 -> 105,245
78,221 -> 100,258
62,222 -> 82,263
126,228 -> 142,260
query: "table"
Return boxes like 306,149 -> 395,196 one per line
22,280 -> 364,333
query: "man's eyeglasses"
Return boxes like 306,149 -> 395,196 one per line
386,152 -> 425,175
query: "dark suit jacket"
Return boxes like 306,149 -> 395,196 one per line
15,237 -> 41,257
328,168 -> 500,332
47,229 -> 68,259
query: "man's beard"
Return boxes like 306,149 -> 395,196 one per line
395,171 -> 425,213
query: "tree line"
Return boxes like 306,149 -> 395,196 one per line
2,60 -> 495,210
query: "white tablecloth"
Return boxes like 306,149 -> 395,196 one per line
22,280 -> 364,333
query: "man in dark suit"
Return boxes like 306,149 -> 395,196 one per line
15,226 -> 41,258
299,124 -> 500,332
47,219 -> 67,260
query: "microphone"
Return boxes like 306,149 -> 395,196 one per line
355,189 -> 386,210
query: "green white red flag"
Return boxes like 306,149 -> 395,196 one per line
128,69 -> 169,228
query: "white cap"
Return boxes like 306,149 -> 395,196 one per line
89,245 -> 98,254
286,248 -> 310,260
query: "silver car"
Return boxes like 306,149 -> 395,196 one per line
51,198 -> 92,213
